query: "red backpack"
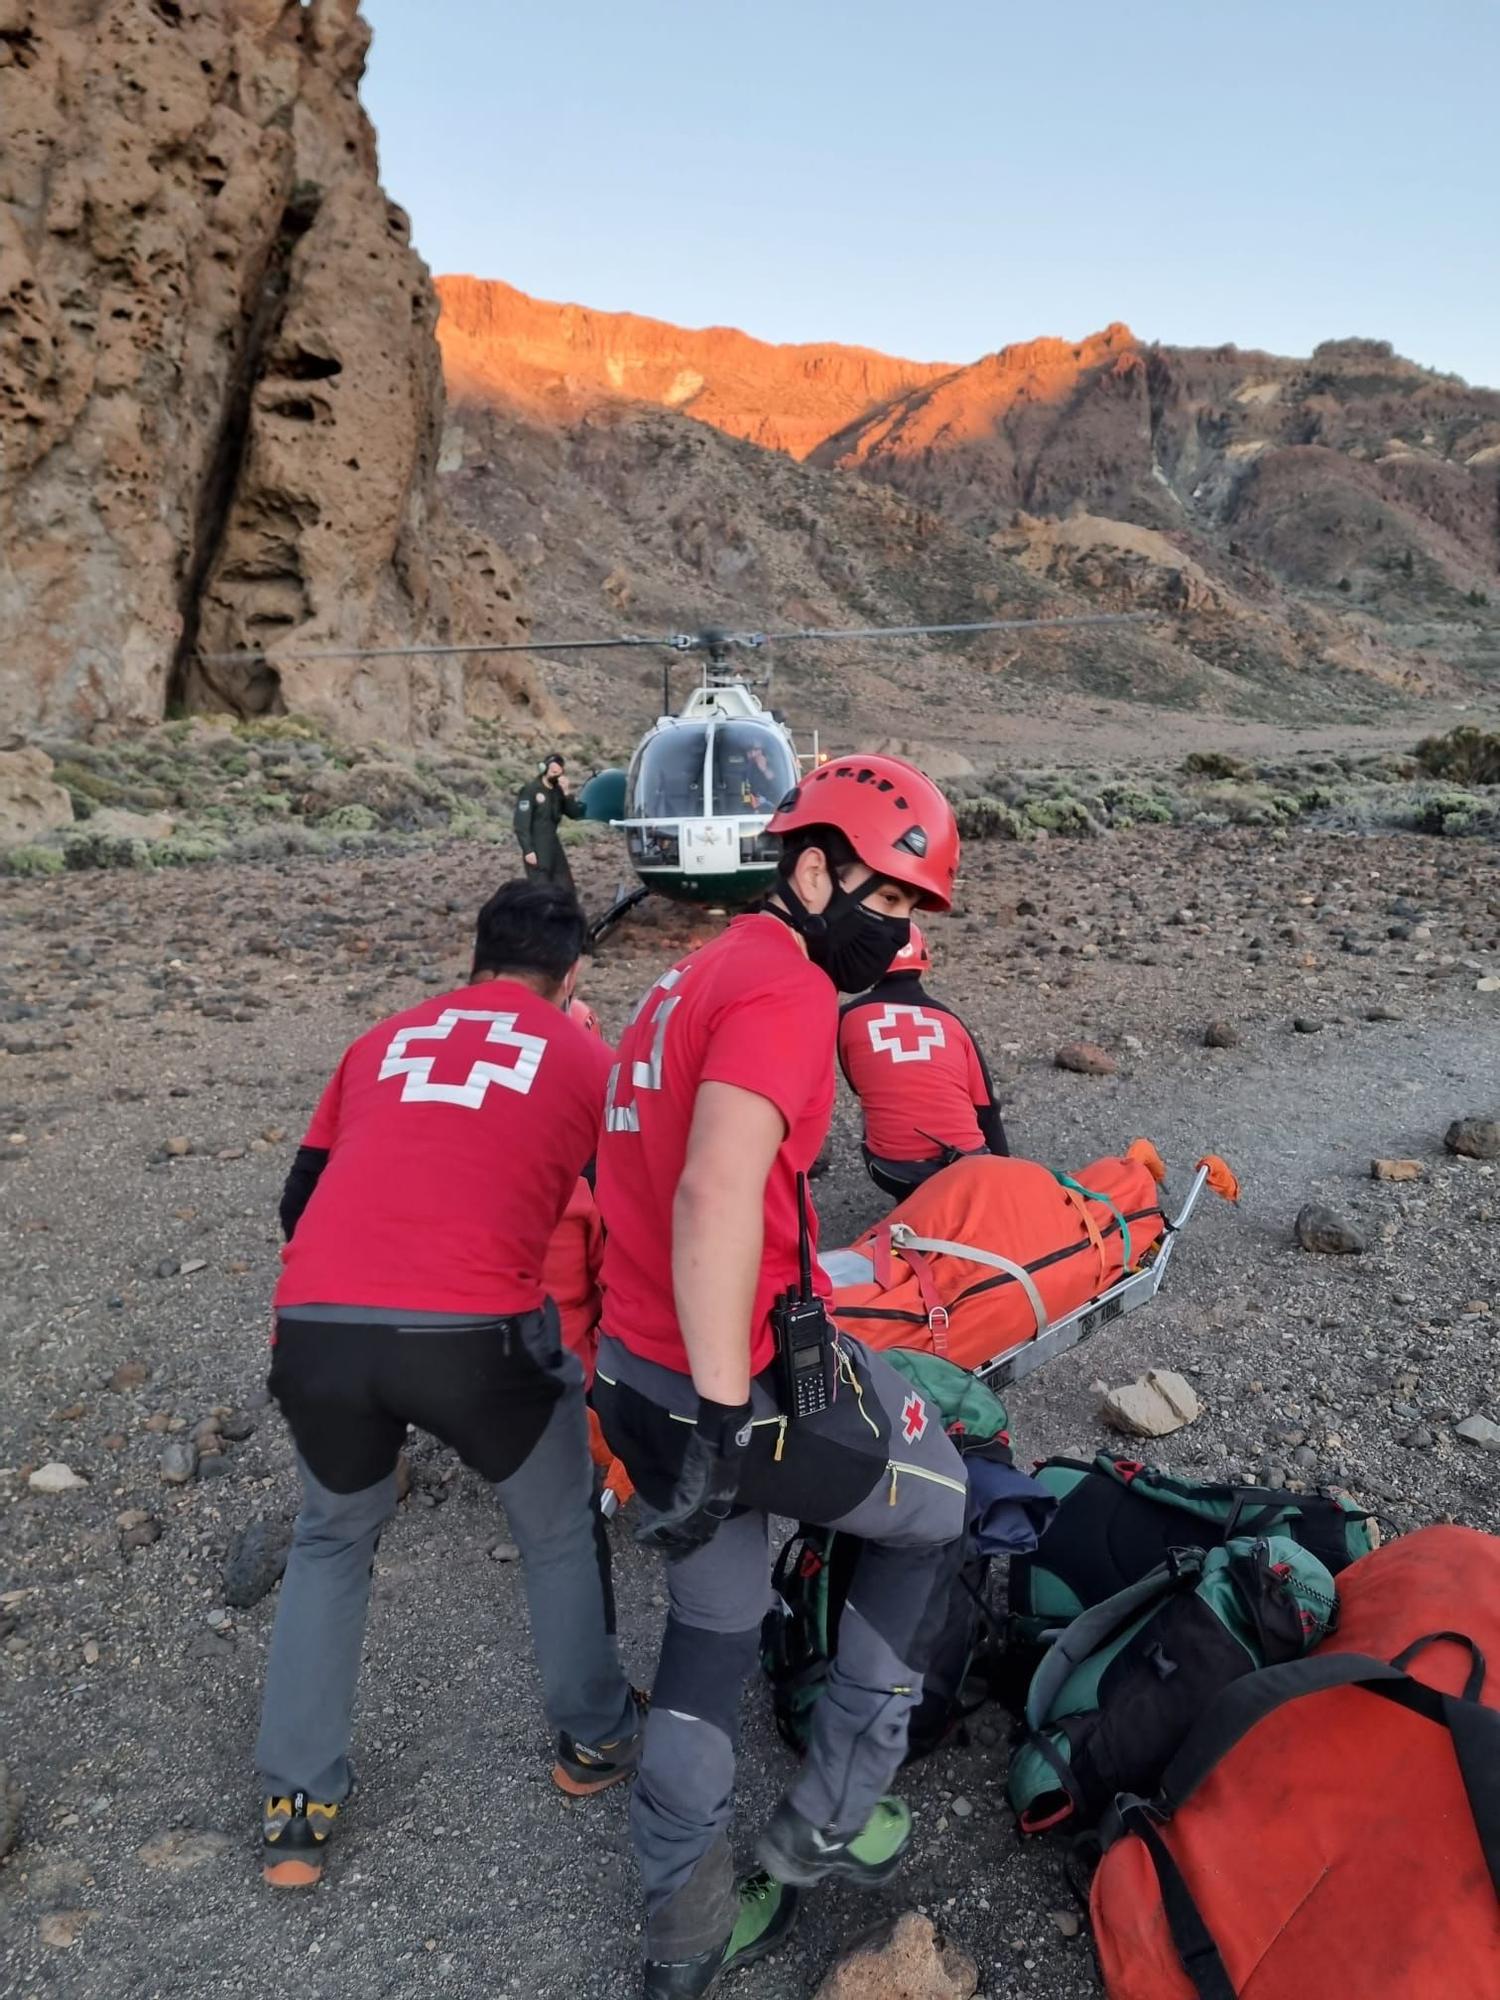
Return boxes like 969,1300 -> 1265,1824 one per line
1090,1525 -> 1500,1999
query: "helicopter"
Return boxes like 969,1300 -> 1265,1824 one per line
198,610 -> 1153,942
564,614 -> 1154,942
573,636 -> 823,939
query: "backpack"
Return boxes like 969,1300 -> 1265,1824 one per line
1008,1535 -> 1338,1834
760,1350 -> 1055,1761
1007,1454 -> 1376,1652
1090,1525 -> 1500,2000
825,1146 -> 1169,1373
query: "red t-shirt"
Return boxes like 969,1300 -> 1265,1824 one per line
543,1177 -> 606,1379
838,985 -> 988,1159
276,979 -> 612,1315
596,914 -> 836,1376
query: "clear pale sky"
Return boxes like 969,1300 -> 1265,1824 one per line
361,0 -> 1498,388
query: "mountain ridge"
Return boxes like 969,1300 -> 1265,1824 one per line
434,277 -> 1499,750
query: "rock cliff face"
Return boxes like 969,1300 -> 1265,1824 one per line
0,0 -> 537,743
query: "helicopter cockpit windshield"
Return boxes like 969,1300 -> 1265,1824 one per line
623,718 -> 800,872
712,721 -> 796,816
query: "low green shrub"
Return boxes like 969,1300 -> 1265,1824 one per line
1099,783 -> 1175,826
62,829 -> 151,870
1414,724 -> 1500,787
1023,794 -> 1098,836
318,802 -> 380,833
1181,750 -> 1249,780
149,834 -> 228,867
2,843 -> 65,876
954,796 -> 1024,841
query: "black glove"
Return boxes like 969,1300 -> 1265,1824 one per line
633,1396 -> 753,1560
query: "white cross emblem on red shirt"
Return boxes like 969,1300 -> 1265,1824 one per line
378,1009 -> 547,1108
868,1003 -> 946,1065
900,1391 -> 928,1443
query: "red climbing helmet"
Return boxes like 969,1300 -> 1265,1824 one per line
890,921 -> 931,976
568,996 -> 603,1038
765,754 -> 960,912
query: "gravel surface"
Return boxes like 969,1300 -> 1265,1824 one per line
3,823 -> 1497,1998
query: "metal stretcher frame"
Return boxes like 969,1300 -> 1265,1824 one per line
864,1160 -> 1224,1392
882,1160 -> 1219,1391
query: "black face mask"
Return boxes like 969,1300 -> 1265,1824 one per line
770,871 -> 911,992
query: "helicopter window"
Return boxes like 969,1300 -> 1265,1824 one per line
710,723 -> 797,817
629,730 -> 707,821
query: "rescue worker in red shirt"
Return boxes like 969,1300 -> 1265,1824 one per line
255,882 -> 641,1887
592,755 -> 970,1997
838,920 -> 1010,1201
544,996 -> 635,1515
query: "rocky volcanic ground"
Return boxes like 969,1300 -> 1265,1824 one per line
3,824 -> 1498,1999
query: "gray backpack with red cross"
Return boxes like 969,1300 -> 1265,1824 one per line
760,1350 -> 1056,1758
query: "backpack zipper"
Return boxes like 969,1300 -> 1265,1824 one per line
886,1459 -> 968,1506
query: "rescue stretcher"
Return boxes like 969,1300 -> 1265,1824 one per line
595,1147 -> 1238,1517
818,1149 -> 1239,1390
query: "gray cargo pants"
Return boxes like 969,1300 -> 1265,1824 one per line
593,1332 -> 968,1960
255,1301 -> 637,1802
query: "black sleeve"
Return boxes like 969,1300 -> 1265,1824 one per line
970,1037 -> 1011,1157
279,1146 -> 330,1240
561,788 -> 585,821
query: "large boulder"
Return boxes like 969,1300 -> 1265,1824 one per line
813,1913 -> 978,2000
0,747 -> 73,846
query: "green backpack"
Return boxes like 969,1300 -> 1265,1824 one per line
1007,1454 -> 1375,1652
762,1351 -> 1035,1761
1007,1534 -> 1338,1834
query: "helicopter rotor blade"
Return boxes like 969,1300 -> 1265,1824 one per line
194,609 -> 1156,669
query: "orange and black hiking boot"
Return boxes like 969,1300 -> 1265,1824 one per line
552,1688 -> 649,1798
261,1790 -> 339,1886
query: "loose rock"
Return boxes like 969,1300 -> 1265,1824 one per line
1444,1117 -> 1500,1161
223,1518 -> 294,1608
1455,1415 -> 1500,1454
1295,1203 -> 1366,1255
1054,1042 -> 1117,1076
27,1462 -> 88,1494
108,1360 -> 149,1391
39,1911 -> 94,1950
1292,1016 -> 1324,1034
1050,1910 -> 1083,1939
159,1440 -> 199,1485
136,1827 -> 231,1872
1371,1159 -> 1423,1182
1203,1019 -> 1240,1048
1101,1369 -> 1202,1437
813,1911 -> 978,2000
116,1509 -> 162,1553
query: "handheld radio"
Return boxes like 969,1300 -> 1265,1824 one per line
771,1172 -> 839,1420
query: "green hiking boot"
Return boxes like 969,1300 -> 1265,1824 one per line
642,1871 -> 800,1998
755,1792 -> 913,1889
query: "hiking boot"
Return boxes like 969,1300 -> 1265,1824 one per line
642,1872 -> 800,1998
261,1790 -> 339,1887
553,1687 -> 649,1798
755,1793 -> 912,1889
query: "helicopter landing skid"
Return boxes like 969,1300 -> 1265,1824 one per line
589,882 -> 651,946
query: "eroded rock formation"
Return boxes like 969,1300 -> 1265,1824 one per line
0,0 -> 539,743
